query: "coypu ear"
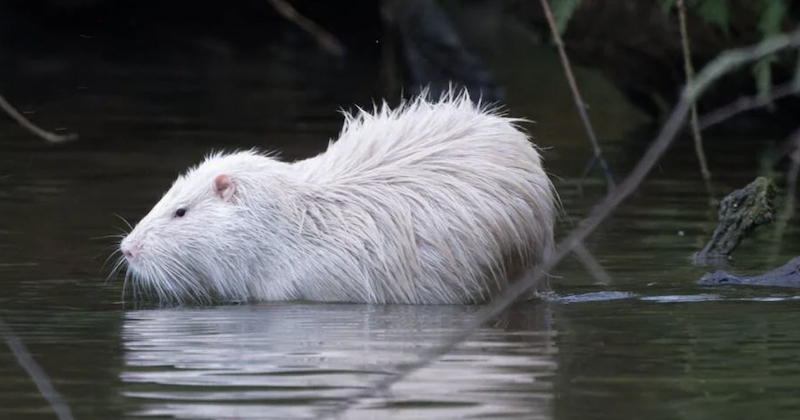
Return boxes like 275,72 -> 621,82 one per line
214,174 -> 236,202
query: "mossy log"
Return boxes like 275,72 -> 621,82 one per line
694,176 -> 776,267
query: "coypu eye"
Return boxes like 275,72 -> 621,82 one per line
174,208 -> 187,218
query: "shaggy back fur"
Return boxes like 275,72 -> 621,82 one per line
118,90 -> 557,305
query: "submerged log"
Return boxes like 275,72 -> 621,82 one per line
697,256 -> 800,288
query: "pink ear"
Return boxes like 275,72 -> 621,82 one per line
214,174 -> 236,202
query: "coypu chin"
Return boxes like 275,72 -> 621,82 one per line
117,89 -> 558,305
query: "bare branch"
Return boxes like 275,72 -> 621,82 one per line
266,0 -> 345,56
0,94 -> 78,143
698,81 -> 799,130
676,0 -> 714,201
0,316 -> 75,420
573,243 -> 611,285
539,0 -> 615,193
312,26 -> 800,420
766,126 -> 800,267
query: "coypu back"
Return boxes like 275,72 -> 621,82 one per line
119,89 -> 557,305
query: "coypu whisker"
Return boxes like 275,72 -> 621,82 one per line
89,234 -> 126,241
113,213 -> 134,231
102,251 -> 125,285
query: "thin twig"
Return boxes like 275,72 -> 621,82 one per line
539,0 -> 615,193
573,243 -> 611,285
767,127 -> 800,267
0,316 -> 76,420
0,94 -> 78,143
265,0 -> 345,56
312,26 -> 800,420
698,81 -> 798,130
676,0 -> 714,202
540,0 -> 615,284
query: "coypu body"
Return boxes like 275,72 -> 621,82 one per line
119,91 -> 557,305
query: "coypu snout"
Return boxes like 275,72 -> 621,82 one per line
120,236 -> 138,260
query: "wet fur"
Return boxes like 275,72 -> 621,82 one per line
118,89 -> 557,305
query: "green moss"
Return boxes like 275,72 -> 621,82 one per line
694,176 -> 777,266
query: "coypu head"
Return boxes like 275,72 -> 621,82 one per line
118,150 -> 291,305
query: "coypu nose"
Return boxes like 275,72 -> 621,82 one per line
120,238 -> 140,260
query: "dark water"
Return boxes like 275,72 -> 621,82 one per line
3,31 -> 800,420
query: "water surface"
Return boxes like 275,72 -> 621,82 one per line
2,30 -> 800,420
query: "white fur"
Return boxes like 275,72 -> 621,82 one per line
118,89 -> 557,305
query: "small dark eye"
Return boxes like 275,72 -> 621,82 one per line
174,208 -> 187,218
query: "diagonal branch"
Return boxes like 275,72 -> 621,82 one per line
265,0 -> 345,56
0,316 -> 75,420
698,81 -> 799,130
0,94 -> 78,143
312,26 -> 800,420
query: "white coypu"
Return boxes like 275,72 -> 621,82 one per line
118,90 -> 557,305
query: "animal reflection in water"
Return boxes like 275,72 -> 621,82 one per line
119,303 -> 557,419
